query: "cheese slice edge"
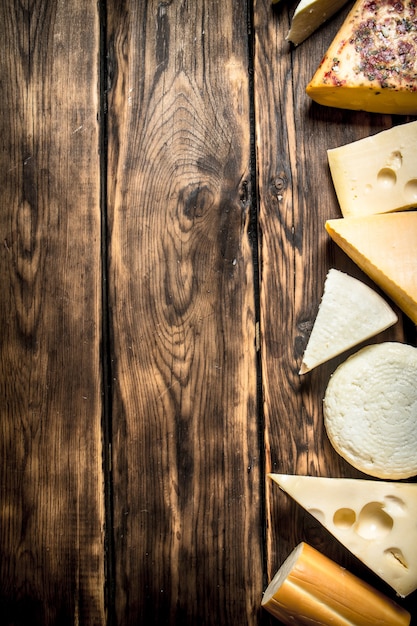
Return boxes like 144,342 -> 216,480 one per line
269,474 -> 417,597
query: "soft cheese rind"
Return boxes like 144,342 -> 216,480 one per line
324,342 -> 417,481
269,475 -> 417,598
262,541 -> 411,624
299,268 -> 397,374
306,0 -> 417,114
327,122 -> 417,218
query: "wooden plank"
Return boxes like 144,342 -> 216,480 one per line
106,1 -> 264,623
0,2 -> 105,624
253,0 -> 417,620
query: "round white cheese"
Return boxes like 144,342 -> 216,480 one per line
323,342 -> 417,479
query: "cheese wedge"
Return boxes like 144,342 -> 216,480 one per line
306,0 -> 417,115
286,0 -> 350,46
324,342 -> 417,480
269,474 -> 417,597
299,268 -> 397,374
328,122 -> 417,218
262,542 -> 411,625
325,212 -> 417,324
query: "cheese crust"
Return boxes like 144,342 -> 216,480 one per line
307,0 -> 417,114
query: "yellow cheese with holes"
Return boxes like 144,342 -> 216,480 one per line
306,0 -> 417,114
299,268 -> 397,374
262,542 -> 411,625
269,474 -> 417,597
325,212 -> 417,324
328,122 -> 417,218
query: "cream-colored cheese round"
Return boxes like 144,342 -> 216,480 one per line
324,342 -> 417,479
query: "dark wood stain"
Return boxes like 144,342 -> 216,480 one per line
1,0 -> 416,624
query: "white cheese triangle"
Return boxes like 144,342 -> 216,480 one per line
286,0 -> 349,46
299,268 -> 397,374
269,474 -> 417,597
325,212 -> 417,324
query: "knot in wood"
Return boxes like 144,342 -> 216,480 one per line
271,175 -> 287,193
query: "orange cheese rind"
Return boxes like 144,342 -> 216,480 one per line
262,542 -> 411,625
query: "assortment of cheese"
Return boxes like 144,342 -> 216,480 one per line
285,0 -> 417,115
262,3 -> 417,616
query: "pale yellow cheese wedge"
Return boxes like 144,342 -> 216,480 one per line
328,122 -> 417,218
262,542 -> 411,624
286,0 -> 349,46
306,0 -> 417,115
269,474 -> 417,597
323,342 -> 417,481
325,212 -> 417,324
299,268 -> 397,374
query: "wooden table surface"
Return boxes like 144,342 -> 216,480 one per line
1,1 -> 416,624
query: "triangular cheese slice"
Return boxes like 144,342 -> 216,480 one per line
286,0 -> 349,46
306,0 -> 417,115
299,268 -> 397,374
325,212 -> 417,324
269,474 -> 417,597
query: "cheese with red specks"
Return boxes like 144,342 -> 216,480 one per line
306,0 -> 417,115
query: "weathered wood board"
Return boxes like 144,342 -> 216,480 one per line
0,1 -> 105,624
106,0 -> 263,623
1,0 -> 416,624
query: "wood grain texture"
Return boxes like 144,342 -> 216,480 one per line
106,1 -> 263,624
0,2 -> 105,624
253,0 -> 417,620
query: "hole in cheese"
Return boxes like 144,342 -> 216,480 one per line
377,167 -> 397,189
384,548 -> 408,570
386,150 -> 403,171
384,495 -> 406,516
355,502 -> 393,540
333,507 -> 356,529
404,178 -> 417,202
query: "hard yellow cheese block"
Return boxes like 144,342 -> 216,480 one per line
262,542 -> 411,625
325,212 -> 417,324
328,122 -> 417,217
269,475 -> 417,597
306,0 -> 417,114
299,268 -> 397,374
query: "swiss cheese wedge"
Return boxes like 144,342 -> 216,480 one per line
269,474 -> 417,597
299,268 -> 397,374
306,0 -> 417,115
325,212 -> 417,324
327,122 -> 417,218
262,542 -> 411,625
